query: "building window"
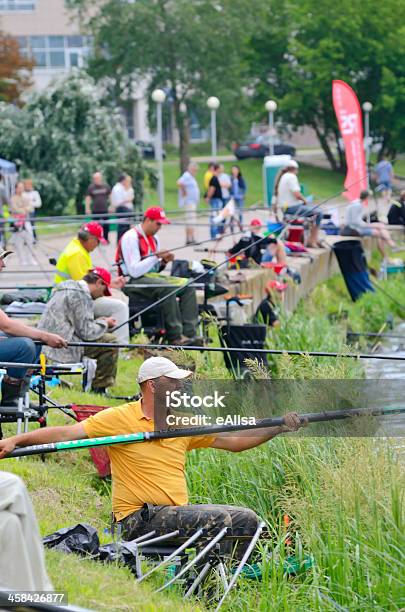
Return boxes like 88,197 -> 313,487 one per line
16,35 -> 92,70
0,0 -> 36,11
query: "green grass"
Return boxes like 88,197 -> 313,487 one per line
1,274 -> 405,610
143,159 -> 344,213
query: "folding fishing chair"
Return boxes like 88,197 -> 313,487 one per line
218,297 -> 267,379
112,519 -> 266,607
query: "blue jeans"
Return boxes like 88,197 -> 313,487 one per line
285,204 -> 323,226
0,336 -> 41,379
234,197 -> 245,223
209,198 -> 224,239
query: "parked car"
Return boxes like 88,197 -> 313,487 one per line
136,140 -> 167,160
232,135 -> 296,160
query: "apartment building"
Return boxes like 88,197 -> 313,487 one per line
0,0 -> 152,140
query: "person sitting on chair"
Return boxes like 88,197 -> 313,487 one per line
275,161 -> 323,248
341,190 -> 395,257
54,222 -> 129,343
387,190 -> 405,226
228,219 -> 288,267
0,250 -> 66,438
117,207 -> 200,346
254,280 -> 287,327
38,268 -> 119,395
0,357 -> 305,561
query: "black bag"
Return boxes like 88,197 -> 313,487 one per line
220,324 -> 267,375
43,523 -> 100,556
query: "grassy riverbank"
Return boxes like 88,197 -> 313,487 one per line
1,273 -> 404,611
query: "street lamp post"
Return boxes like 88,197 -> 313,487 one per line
207,96 -> 220,159
152,88 -> 166,207
362,101 -> 373,188
265,100 -> 277,156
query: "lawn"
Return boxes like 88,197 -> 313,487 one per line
1,273 -> 404,611
143,158 -> 344,213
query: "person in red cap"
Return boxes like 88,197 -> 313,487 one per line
38,268 -> 119,394
254,279 -> 287,327
54,223 -> 129,343
228,219 -> 286,265
117,207 -> 200,345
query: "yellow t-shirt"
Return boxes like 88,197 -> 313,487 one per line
204,170 -> 213,191
82,401 -> 216,520
54,238 -> 92,284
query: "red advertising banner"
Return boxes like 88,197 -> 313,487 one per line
332,80 -> 367,201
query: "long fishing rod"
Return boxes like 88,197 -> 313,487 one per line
112,168 -> 380,332
45,340 -> 405,362
5,407 -> 405,459
112,230 -> 273,332
347,331 -> 405,340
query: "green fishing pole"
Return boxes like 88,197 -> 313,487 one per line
5,407 -> 405,459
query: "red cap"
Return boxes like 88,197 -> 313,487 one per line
82,222 -> 107,244
91,267 -> 112,296
250,218 -> 262,227
144,207 -> 171,224
265,279 -> 288,293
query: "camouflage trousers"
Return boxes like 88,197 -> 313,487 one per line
119,503 -> 260,560
83,333 -> 118,389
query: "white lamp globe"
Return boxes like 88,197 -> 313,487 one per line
265,100 -> 277,113
152,89 -> 166,104
362,101 -> 373,112
207,96 -> 220,110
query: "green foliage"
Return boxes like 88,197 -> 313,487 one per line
247,0 -> 405,166
67,0 -> 260,170
0,70 -> 153,214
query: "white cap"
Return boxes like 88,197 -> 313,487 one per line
137,357 -> 192,384
288,159 -> 299,169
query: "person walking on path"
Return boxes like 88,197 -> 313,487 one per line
54,222 -> 129,344
110,174 -> 135,244
117,207 -> 200,345
85,172 -> 111,242
9,181 -> 36,266
206,164 -> 224,239
230,165 -> 247,228
177,162 -> 200,245
373,157 -> 394,206
38,268 -> 119,395
23,178 -> 42,243
203,162 -> 215,193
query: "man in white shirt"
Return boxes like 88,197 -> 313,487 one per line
116,207 -> 200,345
110,174 -> 135,244
342,189 -> 395,257
177,162 -> 200,245
23,179 -> 41,243
276,160 -> 323,247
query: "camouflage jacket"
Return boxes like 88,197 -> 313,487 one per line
38,280 -> 108,363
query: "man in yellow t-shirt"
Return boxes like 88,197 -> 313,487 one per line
203,162 -> 215,193
54,222 -> 129,343
0,357 -> 303,555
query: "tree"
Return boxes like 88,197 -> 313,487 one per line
0,30 -> 33,105
67,0 -> 259,172
0,70 -> 154,214
247,0 -> 405,170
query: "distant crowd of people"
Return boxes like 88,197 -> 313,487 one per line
0,176 -> 42,265
177,162 -> 247,244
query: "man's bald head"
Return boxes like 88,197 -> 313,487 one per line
93,172 -> 103,184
